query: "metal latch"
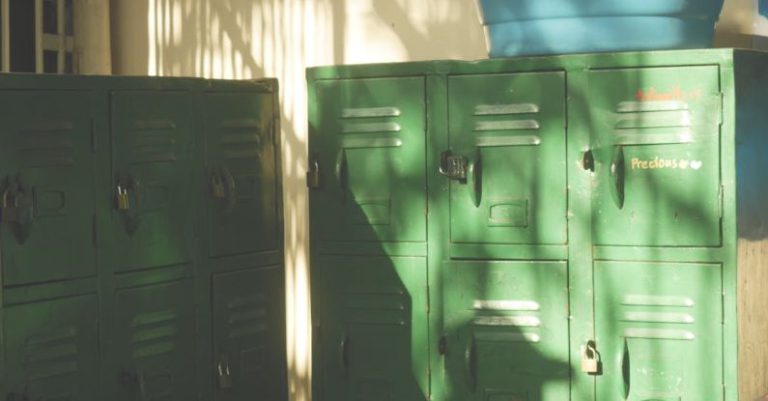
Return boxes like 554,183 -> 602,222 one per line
307,159 -> 320,189
439,150 -> 468,181
116,185 -> 130,210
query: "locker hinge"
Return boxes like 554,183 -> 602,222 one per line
718,185 -> 724,220
90,119 -> 97,152
718,92 -> 724,126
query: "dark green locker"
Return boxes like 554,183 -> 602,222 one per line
212,266 -> 286,401
0,75 -> 285,401
0,90 -> 96,286
113,278 -> 196,401
308,49 -> 768,401
109,91 -> 195,271
2,295 -> 99,401
205,91 -> 280,259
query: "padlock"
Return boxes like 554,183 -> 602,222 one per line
2,190 -> 19,223
116,185 -> 130,210
306,160 -> 320,189
212,175 -> 226,198
217,359 -> 233,389
581,342 -> 600,374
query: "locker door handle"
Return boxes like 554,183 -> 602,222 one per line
340,333 -> 350,375
468,152 -> 482,207
465,336 -> 477,392
335,149 -> 348,202
621,340 -> 631,399
115,174 -> 143,234
610,146 -> 626,209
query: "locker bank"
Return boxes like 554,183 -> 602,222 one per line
308,48 -> 768,401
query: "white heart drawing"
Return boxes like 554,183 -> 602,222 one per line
690,160 -> 703,170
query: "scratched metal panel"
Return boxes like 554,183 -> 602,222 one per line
113,277 -> 196,401
2,294 -> 99,401
0,91 -> 96,286
212,266 -> 286,401
594,261 -> 722,401
109,91 -> 195,272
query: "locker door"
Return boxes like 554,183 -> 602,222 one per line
310,77 -> 426,243
205,92 -> 279,259
594,261 -> 722,401
588,66 -> 722,247
212,267 -> 286,401
442,261 -> 570,401
2,295 -> 99,401
110,91 -> 194,272
113,279 -> 196,401
0,91 -> 96,286
315,255 -> 428,401
448,72 -> 567,247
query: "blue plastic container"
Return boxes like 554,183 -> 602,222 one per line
478,0 -> 725,57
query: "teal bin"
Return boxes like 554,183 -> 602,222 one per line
478,0 -> 725,57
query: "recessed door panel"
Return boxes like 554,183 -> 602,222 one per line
0,91 -> 96,285
442,260 -> 570,401
2,294 -> 99,401
205,92 -> 279,258
589,66 -> 722,247
113,278 -> 196,401
310,77 -> 426,243
212,266 -> 286,401
448,72 -> 567,247
315,255 -> 428,401
110,91 -> 194,272
594,261 -> 722,401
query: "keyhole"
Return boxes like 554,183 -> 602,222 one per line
582,149 -> 595,172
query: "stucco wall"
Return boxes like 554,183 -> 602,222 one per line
109,2 -> 487,401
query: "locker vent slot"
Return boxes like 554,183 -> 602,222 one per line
474,103 -> 539,115
227,295 -> 269,340
130,309 -> 179,359
622,295 -> 694,307
18,120 -> 76,167
220,119 -> 262,161
617,100 -> 689,113
473,316 -> 540,327
132,119 -> 178,163
342,107 -> 401,118
622,311 -> 694,324
472,300 -> 540,311
343,288 -> 407,325
615,111 -> 692,129
342,137 -> 402,149
623,328 -> 695,341
474,331 -> 540,343
475,120 -> 539,131
476,136 -> 540,147
342,122 -> 401,134
24,326 -> 80,380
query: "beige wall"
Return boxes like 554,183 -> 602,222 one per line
110,2 -> 486,401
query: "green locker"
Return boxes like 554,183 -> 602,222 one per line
308,49 -> 768,401
0,75 -> 285,401
0,90 -> 96,286
212,266 -> 286,401
109,91 -> 195,271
